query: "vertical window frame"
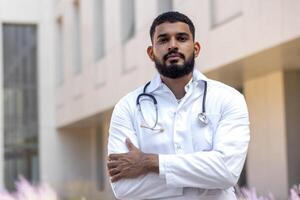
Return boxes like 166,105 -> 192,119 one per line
120,0 -> 136,44
72,0 -> 82,74
94,0 -> 106,61
157,0 -> 173,14
56,17 -> 64,86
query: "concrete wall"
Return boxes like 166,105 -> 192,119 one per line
54,0 -> 300,127
0,0 -> 72,194
0,0 -> 41,23
51,0 -> 300,198
0,0 -> 116,197
55,127 -> 94,199
54,110 -> 115,199
90,110 -> 115,200
244,70 -> 288,199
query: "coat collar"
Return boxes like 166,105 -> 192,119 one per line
146,69 -> 208,93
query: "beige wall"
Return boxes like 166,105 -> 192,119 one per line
57,127 -> 93,197
91,110 -> 115,200
52,110 -> 115,199
55,0 -> 300,128
244,70 -> 288,199
52,0 -> 300,198
0,0 -> 41,23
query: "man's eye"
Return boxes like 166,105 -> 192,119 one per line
178,37 -> 187,42
158,38 -> 168,43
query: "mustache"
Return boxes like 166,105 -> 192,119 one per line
163,50 -> 185,61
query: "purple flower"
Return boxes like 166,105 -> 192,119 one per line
0,177 -> 58,200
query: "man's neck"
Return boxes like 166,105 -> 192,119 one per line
161,73 -> 193,100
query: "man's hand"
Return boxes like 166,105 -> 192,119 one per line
107,138 -> 159,182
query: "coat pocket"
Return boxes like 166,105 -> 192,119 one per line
192,113 -> 221,151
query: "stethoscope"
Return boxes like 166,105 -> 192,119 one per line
136,80 -> 208,132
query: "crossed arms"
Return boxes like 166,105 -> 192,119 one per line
107,93 -> 250,199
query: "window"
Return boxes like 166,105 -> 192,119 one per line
210,0 -> 242,28
56,17 -> 64,86
94,0 -> 105,60
72,0 -> 82,74
157,0 -> 173,14
120,0 -> 135,44
2,24 -> 39,190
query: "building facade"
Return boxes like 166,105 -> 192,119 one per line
1,0 -> 300,199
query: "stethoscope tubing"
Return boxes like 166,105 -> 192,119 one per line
136,79 -> 209,130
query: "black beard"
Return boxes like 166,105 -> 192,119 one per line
154,54 -> 195,79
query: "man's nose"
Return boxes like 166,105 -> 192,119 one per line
168,38 -> 178,51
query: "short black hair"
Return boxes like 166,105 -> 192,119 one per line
150,11 -> 195,42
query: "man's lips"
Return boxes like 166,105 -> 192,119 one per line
168,55 -> 180,59
164,53 -> 184,61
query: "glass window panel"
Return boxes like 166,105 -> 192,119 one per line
94,0 -> 105,60
211,0 -> 242,28
72,1 -> 82,74
56,18 -> 64,86
121,0 -> 135,44
157,0 -> 173,14
2,24 -> 39,190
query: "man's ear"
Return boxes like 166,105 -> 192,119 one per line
147,46 -> 155,61
194,42 -> 201,58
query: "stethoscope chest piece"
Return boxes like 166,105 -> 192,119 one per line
198,112 -> 209,126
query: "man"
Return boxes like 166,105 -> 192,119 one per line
107,11 -> 250,200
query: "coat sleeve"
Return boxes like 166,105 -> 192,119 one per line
159,93 -> 250,189
107,97 -> 183,200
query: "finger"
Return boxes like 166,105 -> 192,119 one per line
109,153 -> 126,160
111,173 -> 122,182
126,138 -> 136,151
107,161 -> 119,169
108,168 -> 120,176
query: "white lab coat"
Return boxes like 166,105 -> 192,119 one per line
108,69 -> 250,200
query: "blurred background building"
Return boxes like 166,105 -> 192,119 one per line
0,0 -> 300,199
